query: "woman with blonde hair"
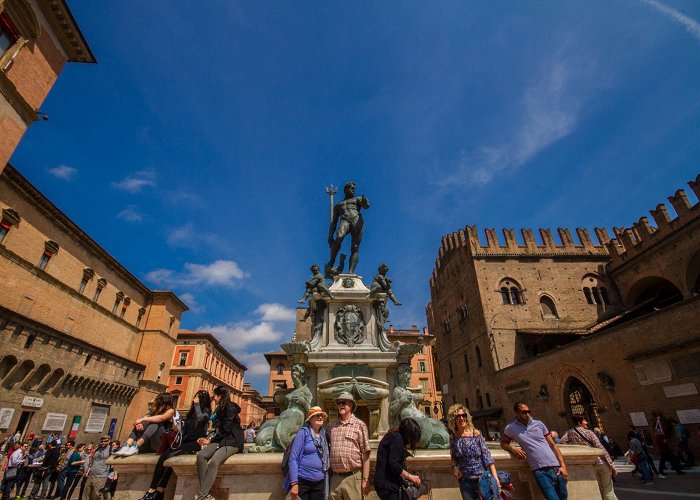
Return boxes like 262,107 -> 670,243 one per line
447,404 -> 500,500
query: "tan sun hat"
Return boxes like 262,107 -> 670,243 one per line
306,406 -> 328,422
334,391 -> 357,412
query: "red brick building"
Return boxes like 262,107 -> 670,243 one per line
427,174 -> 700,445
0,0 -> 94,174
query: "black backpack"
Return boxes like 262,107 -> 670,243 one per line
281,427 -> 305,476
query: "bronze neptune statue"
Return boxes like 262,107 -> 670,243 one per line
325,182 -> 369,277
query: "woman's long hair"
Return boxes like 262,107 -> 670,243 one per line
152,392 -> 174,416
188,390 -> 212,420
399,418 -> 421,453
446,404 -> 474,437
212,385 -> 231,414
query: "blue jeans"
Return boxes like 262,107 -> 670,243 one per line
458,477 -> 479,500
533,467 -> 567,500
637,459 -> 653,483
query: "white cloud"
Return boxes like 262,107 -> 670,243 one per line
255,303 -> 296,322
196,303 -> 295,357
112,170 -> 157,193
178,292 -> 204,313
145,260 -> 247,288
47,164 -> 77,180
438,53 -> 594,187
199,320 -> 289,349
117,205 -> 144,222
640,0 -> 700,42
235,351 -> 273,376
166,224 -> 221,249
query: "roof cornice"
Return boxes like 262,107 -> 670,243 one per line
36,0 -> 95,63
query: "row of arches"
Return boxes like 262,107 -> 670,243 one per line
0,355 -> 138,403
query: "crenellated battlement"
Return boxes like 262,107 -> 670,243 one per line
429,173 -> 700,288
429,225 -> 611,289
607,173 -> 700,270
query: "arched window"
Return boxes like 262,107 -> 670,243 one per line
582,275 -> 613,305
476,388 -> 484,409
540,295 -> 558,319
498,278 -> 524,305
475,346 -> 483,367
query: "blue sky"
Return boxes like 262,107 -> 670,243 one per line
10,0 -> 700,394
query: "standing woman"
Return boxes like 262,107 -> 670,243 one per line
285,406 -> 330,500
195,386 -> 243,500
374,418 -> 423,500
447,404 -> 500,500
142,390 -> 213,499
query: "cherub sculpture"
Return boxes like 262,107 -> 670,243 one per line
369,263 -> 401,306
298,264 -> 334,303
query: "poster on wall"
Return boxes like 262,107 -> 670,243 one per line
677,409 -> 700,424
42,413 -> 68,432
84,405 -> 109,433
629,411 -> 648,427
0,408 -> 15,429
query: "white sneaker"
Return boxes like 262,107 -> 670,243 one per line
113,445 -> 131,456
643,481 -> 654,486
121,444 -> 139,456
657,473 -> 667,478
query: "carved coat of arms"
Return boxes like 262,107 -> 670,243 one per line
334,305 -> 366,347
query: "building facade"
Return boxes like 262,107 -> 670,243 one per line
239,382 -> 265,428
0,0 -> 94,174
427,174 -> 700,445
167,330 -> 246,412
0,165 -> 188,442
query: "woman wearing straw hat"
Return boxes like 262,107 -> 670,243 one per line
285,406 -> 331,500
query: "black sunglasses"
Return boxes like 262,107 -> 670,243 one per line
519,409 -> 531,414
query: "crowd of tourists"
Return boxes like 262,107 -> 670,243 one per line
624,416 -> 695,487
2,390 -> 695,500
0,434 -> 117,500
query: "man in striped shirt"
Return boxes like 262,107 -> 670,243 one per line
326,392 -> 370,499
560,415 -> 618,500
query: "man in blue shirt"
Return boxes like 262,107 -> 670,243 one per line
500,402 -> 568,500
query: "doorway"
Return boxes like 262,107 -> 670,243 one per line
15,410 -> 34,439
565,377 -> 603,431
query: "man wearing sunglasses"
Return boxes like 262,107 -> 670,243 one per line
501,402 -> 568,500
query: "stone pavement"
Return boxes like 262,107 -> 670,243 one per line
612,458 -> 700,499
